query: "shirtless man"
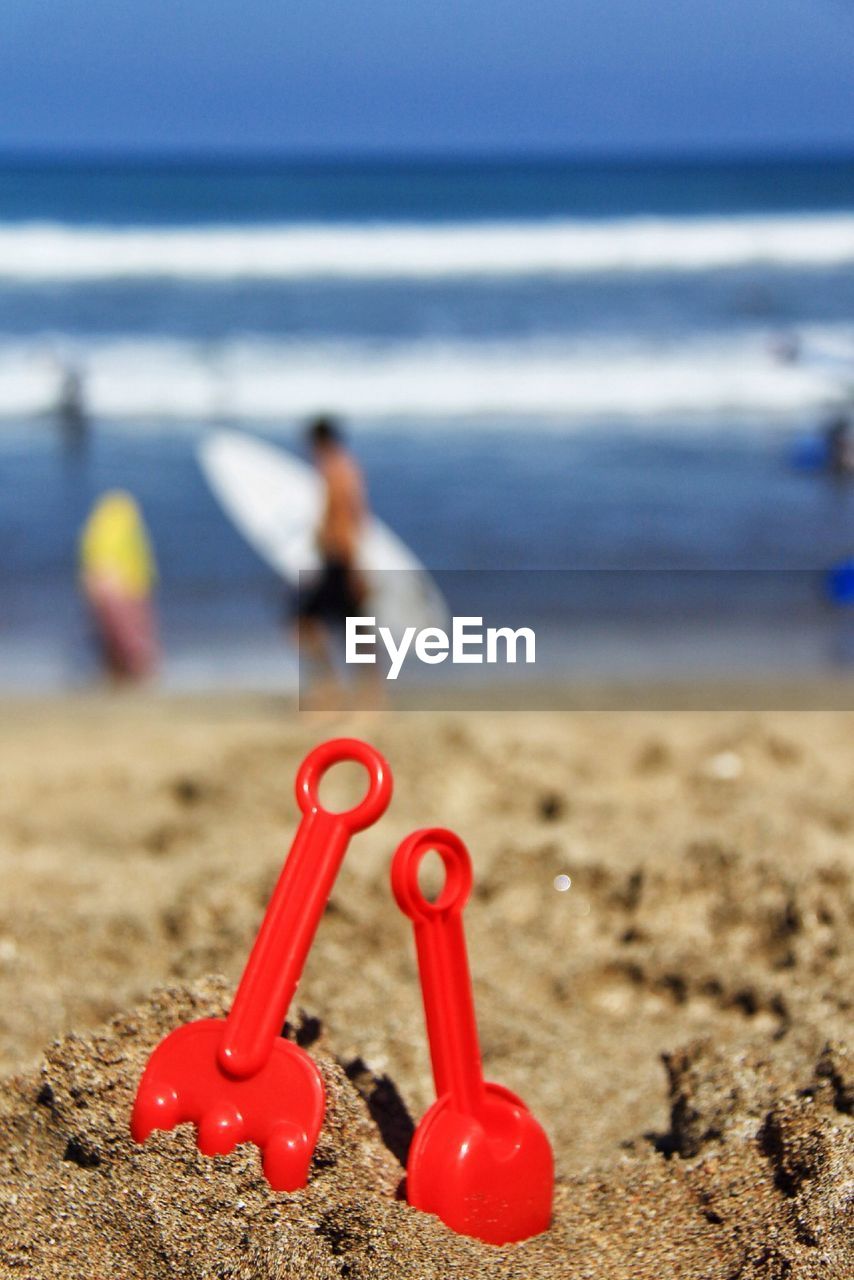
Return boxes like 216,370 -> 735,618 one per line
296,416 -> 368,684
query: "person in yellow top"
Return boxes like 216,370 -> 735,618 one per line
79,491 -> 160,680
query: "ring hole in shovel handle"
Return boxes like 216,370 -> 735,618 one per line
391,828 -> 473,922
296,738 -> 392,832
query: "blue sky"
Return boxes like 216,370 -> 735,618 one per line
1,0 -> 853,155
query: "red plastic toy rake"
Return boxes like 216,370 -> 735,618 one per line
131,738 -> 392,1191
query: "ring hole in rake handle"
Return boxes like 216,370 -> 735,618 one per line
418,850 -> 447,904
296,738 -> 392,833
391,828 -> 473,922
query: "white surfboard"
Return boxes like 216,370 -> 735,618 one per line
199,429 -> 447,634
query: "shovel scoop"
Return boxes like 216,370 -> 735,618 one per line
131,738 -> 392,1191
392,828 -> 553,1245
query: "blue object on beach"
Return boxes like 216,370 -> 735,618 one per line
826,560 -> 854,605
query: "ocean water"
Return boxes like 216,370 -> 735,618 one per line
1,156 -> 853,692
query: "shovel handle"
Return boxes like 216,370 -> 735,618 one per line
392,828 -> 485,1116
219,738 -> 392,1079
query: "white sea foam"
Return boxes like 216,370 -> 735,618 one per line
0,214 -> 853,281
1,327 -> 850,425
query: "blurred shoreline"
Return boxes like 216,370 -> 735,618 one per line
3,666 -> 854,715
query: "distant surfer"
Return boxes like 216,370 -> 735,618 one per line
79,491 -> 160,682
296,416 -> 370,690
56,359 -> 88,453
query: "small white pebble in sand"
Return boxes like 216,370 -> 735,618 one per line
553,874 -> 572,892
705,750 -> 743,781
235,1200 -> 246,1211
0,937 -> 18,963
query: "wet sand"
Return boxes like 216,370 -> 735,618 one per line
0,695 -> 851,1277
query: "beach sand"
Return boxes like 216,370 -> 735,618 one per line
0,695 -> 851,1277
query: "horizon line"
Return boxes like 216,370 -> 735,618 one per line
0,144 -> 852,170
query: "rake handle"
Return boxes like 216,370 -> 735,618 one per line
219,739 -> 392,1079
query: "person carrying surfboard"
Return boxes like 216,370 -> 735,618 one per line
296,416 -> 369,681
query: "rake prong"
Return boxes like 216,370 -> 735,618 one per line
197,1103 -> 245,1156
131,1081 -> 180,1142
263,1120 -> 313,1192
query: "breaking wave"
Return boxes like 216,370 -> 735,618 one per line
1,213 -> 854,282
1,327 -> 850,424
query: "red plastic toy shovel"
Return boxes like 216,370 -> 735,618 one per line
392,828 -> 553,1245
132,738 -> 392,1191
